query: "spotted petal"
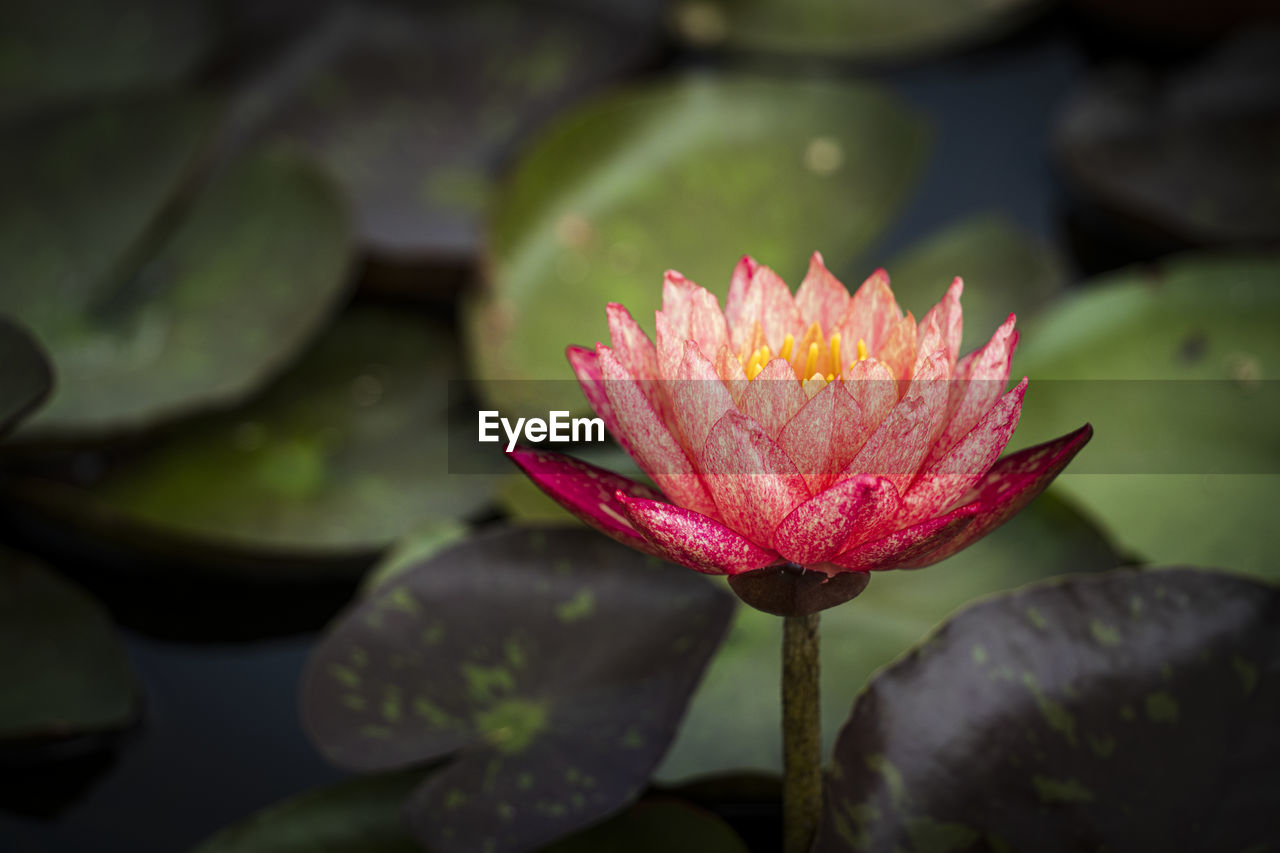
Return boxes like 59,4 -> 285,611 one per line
618,493 -> 780,575
831,502 -> 981,571
771,475 -> 899,565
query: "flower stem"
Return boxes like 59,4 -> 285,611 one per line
782,612 -> 822,853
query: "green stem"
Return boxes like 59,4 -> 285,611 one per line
782,612 -> 822,853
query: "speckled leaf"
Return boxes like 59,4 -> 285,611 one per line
8,306 -> 497,575
657,493 -> 1122,781
301,526 -> 735,853
815,567 -> 1280,852
1013,252 -> 1280,579
3,139 -> 354,440
664,0 -> 1050,59
0,546 -> 138,743
358,521 -> 471,598
880,215 -> 1065,346
465,74 -> 927,413
0,317 -> 53,437
0,0 -> 216,119
262,2 -> 651,260
1055,31 -> 1280,246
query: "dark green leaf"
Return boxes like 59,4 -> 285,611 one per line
816,567 -> 1280,852
0,546 -> 138,743
262,2 -> 651,260
1013,252 -> 1280,578
301,526 -> 736,853
465,74 -> 928,413
0,0 -> 216,119
657,494 -> 1121,781
9,305 -> 498,576
1056,32 -> 1280,246
665,0 -> 1049,59
881,215 -> 1065,346
0,316 -> 53,437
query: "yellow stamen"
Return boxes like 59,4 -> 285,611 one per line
804,342 -> 819,379
779,334 -> 795,362
856,338 -> 869,362
747,361 -> 764,380
760,345 -> 771,363
829,333 -> 841,375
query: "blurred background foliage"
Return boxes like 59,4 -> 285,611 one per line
0,0 -> 1278,850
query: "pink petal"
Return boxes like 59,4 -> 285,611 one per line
897,378 -> 1027,523
830,502 -> 982,571
506,447 -> 664,556
835,268 -> 901,353
607,302 -> 658,381
794,251 -> 851,332
688,282 -> 731,359
714,343 -> 749,404
661,269 -> 696,334
877,313 -> 919,394
724,255 -> 760,333
661,270 -> 730,365
838,351 -> 950,496
895,423 -> 1094,568
730,265 -> 805,355
737,358 -> 808,441
771,475 -> 899,565
567,345 -> 629,455
670,341 -> 737,457
655,309 -> 684,382
917,277 -> 964,369
777,378 -> 839,493
699,411 -> 811,548
598,346 -> 719,518
929,314 -> 1019,466
618,493 -> 781,575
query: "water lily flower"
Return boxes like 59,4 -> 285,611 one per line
509,254 -> 1091,615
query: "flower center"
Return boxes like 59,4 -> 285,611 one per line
739,325 -> 870,383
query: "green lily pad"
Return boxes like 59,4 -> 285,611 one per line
0,98 -> 357,440
1012,252 -> 1280,578
880,214 -> 1066,348
815,567 -> 1280,852
664,0 -> 1049,59
192,770 -> 745,853
301,526 -> 735,853
0,0 -> 216,119
465,74 -> 928,413
1055,32 -> 1280,247
0,546 -> 138,743
8,305 -> 499,576
656,493 -> 1122,781
262,2 -> 651,260
0,316 -> 53,437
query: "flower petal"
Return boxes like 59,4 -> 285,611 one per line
917,276 -> 964,370
877,312 -> 919,394
714,343 -> 748,404
670,340 -> 737,457
506,446 -> 664,555
771,475 -> 900,564
794,251 -> 851,332
830,502 -> 982,571
599,346 -> 719,517
567,345 -> 628,454
835,268 -> 901,354
730,265 -> 804,355
895,423 -> 1094,568
700,410 -> 811,548
607,302 -> 658,381
724,254 -> 760,333
737,357 -> 808,440
617,493 -> 780,575
898,377 -> 1027,523
928,313 -> 1018,466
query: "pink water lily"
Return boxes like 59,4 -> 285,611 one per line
509,253 -> 1090,615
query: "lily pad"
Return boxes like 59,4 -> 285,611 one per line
880,215 -> 1065,347
8,305 -> 498,576
656,493 -> 1122,781
262,2 -> 652,260
465,74 -> 928,413
301,526 -> 735,853
0,0 -> 216,119
0,546 -> 138,743
664,0 -> 1049,60
192,771 -> 745,853
0,317 -> 53,437
815,567 -> 1280,852
1012,252 -> 1280,578
1,99 -> 356,440
1055,30 -> 1280,247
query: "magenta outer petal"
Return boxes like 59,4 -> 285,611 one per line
566,345 -> 630,455
894,423 -> 1094,568
771,475 -> 899,565
506,446 -> 665,556
618,493 -> 781,576
830,502 -> 982,572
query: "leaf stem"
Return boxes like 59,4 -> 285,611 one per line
782,612 -> 822,853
